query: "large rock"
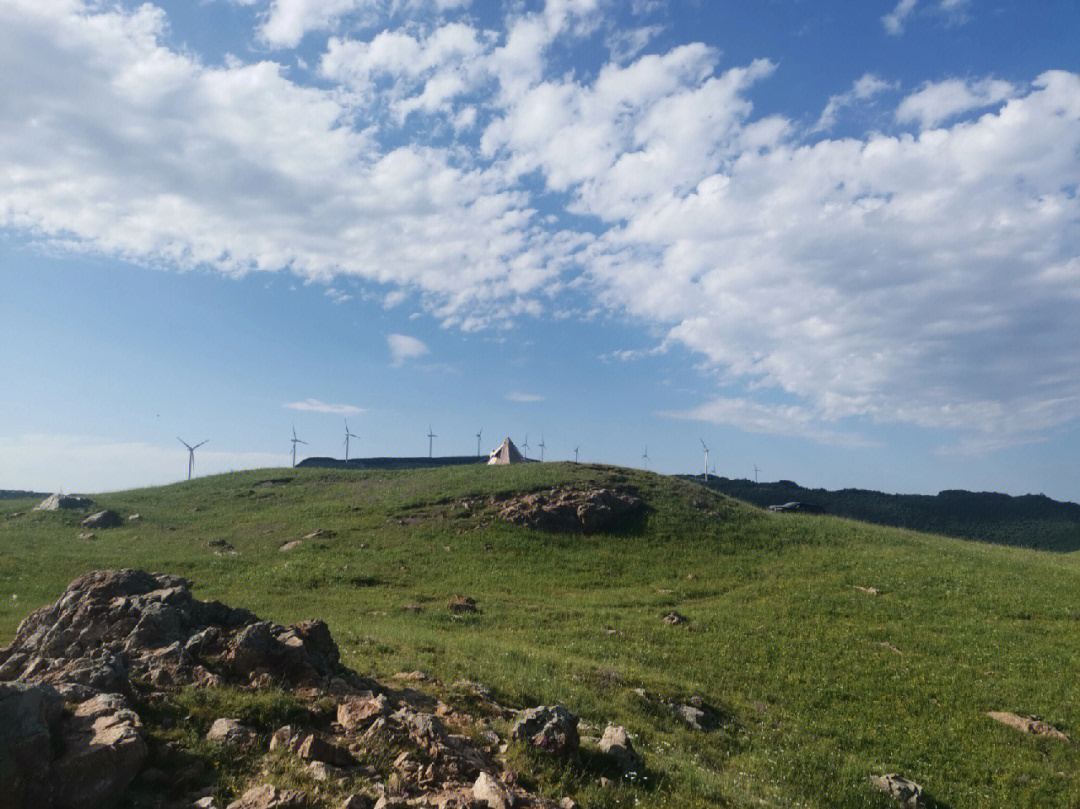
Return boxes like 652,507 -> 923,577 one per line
511,705 -> 579,757
597,725 -> 644,774
472,771 -> 512,809
869,774 -> 923,808
987,711 -> 1071,741
498,488 -> 642,534
207,717 -> 256,746
34,494 -> 95,511
0,681 -> 65,808
81,511 -> 122,529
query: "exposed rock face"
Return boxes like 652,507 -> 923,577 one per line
34,494 -> 95,511
226,784 -> 309,809
0,569 -> 346,693
597,725 -> 644,774
0,681 -> 146,809
511,705 -> 580,756
498,488 -> 642,534
82,510 -> 123,529
987,711 -> 1071,741
869,773 -> 923,808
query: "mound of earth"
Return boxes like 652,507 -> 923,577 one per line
0,570 -> 612,809
497,487 -> 642,534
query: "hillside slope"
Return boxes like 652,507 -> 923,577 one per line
692,476 -> 1080,551
3,464 -> 1080,808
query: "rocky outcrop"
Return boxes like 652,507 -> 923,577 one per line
511,705 -> 580,756
498,488 -> 642,534
0,569 -> 348,693
987,711 -> 1071,741
34,494 -> 95,511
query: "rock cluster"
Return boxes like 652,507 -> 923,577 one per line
497,488 -> 642,534
2,569 -> 628,809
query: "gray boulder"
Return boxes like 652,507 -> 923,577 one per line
597,725 -> 644,774
511,705 -> 579,756
82,510 -> 122,529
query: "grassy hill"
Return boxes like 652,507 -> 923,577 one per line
693,476 -> 1080,552
2,464 -> 1080,808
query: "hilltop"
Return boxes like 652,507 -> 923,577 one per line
2,464 -> 1080,808
692,476 -> 1080,552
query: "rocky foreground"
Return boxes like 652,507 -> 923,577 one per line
0,570 -> 652,809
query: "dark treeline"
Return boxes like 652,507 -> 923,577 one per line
689,476 -> 1080,552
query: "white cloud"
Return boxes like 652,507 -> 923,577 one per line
253,0 -> 473,48
882,0 -> 919,35
813,72 -> 896,132
387,333 -> 429,364
3,0 -> 1080,456
896,77 -> 1020,128
284,398 -> 365,415
505,392 -> 545,402
0,434 -> 283,493
661,398 -> 878,448
883,0 -> 972,35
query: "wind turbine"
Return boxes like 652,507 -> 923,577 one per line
427,425 -> 437,458
521,433 -> 530,458
177,438 -> 207,481
642,445 -> 650,469
700,439 -> 710,480
343,420 -> 359,461
574,446 -> 579,463
754,464 -> 761,484
290,426 -> 307,468
538,434 -> 546,462
476,428 -> 483,457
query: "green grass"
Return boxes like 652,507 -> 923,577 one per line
3,463 -> 1080,808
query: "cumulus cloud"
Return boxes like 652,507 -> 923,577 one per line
505,392 -> 544,402
883,0 -> 972,35
284,398 -> 365,415
661,398 -> 878,449
882,0 -> 919,35
387,333 -> 429,364
896,77 -> 1020,128
3,0 -> 1080,456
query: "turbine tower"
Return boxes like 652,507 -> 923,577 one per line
574,446 -> 579,463
700,439 -> 710,480
427,425 -> 437,458
290,426 -> 307,468
177,438 -> 207,481
343,420 -> 359,462
538,434 -> 546,462
476,428 -> 483,457
754,464 -> 761,484
642,445 -> 649,469
521,433 -> 530,458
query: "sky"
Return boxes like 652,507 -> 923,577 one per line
2,0 -> 1080,499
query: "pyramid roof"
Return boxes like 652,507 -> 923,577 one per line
487,437 -> 525,465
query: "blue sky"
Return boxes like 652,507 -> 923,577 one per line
2,0 -> 1080,499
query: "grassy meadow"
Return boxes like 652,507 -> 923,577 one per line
2,463 -> 1079,808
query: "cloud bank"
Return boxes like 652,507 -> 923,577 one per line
2,0 -> 1079,453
